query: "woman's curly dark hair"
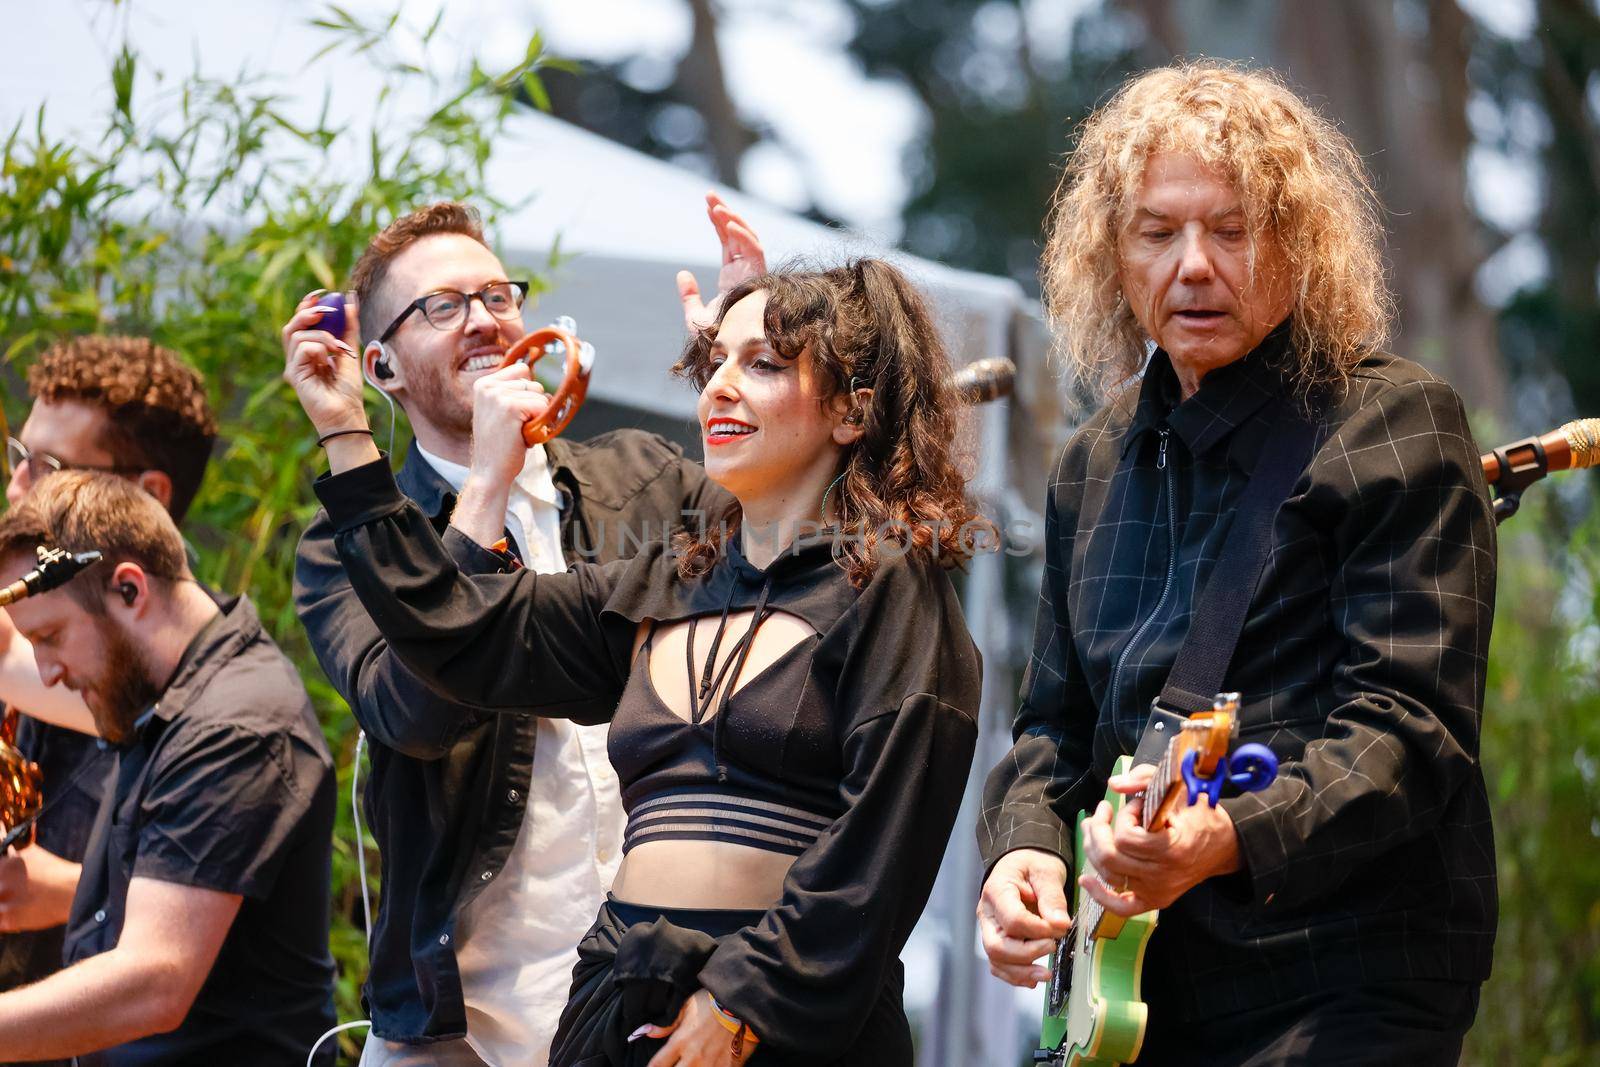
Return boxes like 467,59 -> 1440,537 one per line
672,258 -> 992,588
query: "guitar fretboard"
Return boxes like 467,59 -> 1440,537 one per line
1083,722 -> 1203,940
1140,726 -> 1196,832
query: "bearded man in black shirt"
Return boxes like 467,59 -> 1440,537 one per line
977,63 -> 1496,1064
0,336 -> 219,1067
0,472 -> 335,1064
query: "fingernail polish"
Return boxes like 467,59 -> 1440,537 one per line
627,1025 -> 651,1042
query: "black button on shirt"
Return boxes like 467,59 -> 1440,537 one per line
63,597 -> 337,1066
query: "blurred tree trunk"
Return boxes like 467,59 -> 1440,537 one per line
1122,0 -> 1509,418
540,0 -> 755,191
1525,0 -> 1600,415
677,0 -> 755,187
1534,0 -> 1600,314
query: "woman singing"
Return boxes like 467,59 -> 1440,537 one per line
285,258 -> 985,1066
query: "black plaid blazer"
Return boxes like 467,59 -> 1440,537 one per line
978,328 -> 1498,1018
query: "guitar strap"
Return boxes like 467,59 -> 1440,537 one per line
1131,393 -> 1321,766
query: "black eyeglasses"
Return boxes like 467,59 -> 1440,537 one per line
377,281 -> 530,343
5,437 -> 143,483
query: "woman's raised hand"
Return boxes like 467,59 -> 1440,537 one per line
677,192 -> 768,335
281,290 -> 367,439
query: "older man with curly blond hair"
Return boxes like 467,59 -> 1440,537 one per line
978,63 -> 1495,1064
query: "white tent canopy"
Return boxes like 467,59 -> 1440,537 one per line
486,110 -> 1032,421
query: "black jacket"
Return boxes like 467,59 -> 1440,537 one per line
294,431 -> 727,1043
978,334 -> 1498,1019
310,457 -> 980,1060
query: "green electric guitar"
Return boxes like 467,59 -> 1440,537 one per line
1033,693 -> 1279,1066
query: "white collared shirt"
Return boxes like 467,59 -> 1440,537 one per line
414,443 -> 625,1067
415,444 -> 565,574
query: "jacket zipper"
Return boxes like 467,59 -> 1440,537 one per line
1107,426 -> 1177,730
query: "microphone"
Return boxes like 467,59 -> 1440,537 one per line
1480,418 -> 1600,524
1481,418 -> 1600,486
949,357 -> 1016,404
0,547 -> 103,608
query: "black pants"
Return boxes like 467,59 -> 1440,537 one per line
1136,979 -> 1481,1066
549,898 -> 912,1067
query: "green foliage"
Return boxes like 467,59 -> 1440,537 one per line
1467,489 -> 1600,1064
0,6 -> 564,1057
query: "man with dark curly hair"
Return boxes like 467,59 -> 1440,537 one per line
5,336 -> 217,520
0,335 -> 218,1064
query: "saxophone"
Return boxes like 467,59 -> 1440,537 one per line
0,543 -> 102,851
0,396 -> 37,847
0,705 -> 43,849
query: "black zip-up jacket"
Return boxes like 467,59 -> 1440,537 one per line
294,432 -> 728,1043
978,332 -> 1498,1019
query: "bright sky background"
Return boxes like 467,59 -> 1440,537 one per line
5,0 -> 1548,302
528,0 -> 920,239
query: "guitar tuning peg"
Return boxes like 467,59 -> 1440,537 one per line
1224,744 -> 1279,793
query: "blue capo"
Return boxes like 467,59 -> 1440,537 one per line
1181,744 -> 1279,807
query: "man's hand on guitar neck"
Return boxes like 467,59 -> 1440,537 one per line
1080,762 -> 1243,917
977,848 -> 1072,987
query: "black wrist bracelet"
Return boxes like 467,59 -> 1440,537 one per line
317,427 -> 375,447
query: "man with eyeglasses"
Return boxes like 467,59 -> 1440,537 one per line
287,198 -> 758,1065
0,335 -> 218,1067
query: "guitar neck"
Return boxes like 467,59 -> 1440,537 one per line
1141,705 -> 1237,830
1079,700 -> 1238,942
1140,737 -> 1189,832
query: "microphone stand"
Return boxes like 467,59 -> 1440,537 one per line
0,547 -> 104,608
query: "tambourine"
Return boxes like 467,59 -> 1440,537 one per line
499,317 -> 595,447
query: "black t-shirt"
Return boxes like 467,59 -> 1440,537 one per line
63,597 -> 336,1066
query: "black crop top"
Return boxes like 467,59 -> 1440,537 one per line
314,457 -> 981,1060
611,619 -> 836,856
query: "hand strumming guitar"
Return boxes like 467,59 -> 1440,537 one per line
978,848 -> 1073,987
